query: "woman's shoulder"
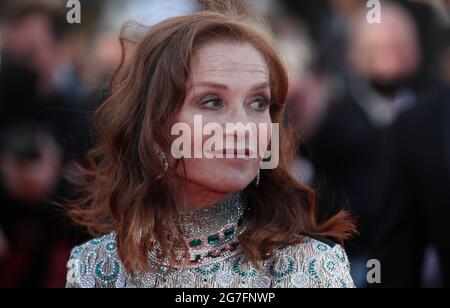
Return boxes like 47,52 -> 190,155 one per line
66,233 -> 122,288
271,237 -> 355,288
69,233 -> 118,260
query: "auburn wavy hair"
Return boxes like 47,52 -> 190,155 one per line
67,3 -> 356,272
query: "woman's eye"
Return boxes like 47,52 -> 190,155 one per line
250,96 -> 270,112
199,97 -> 223,110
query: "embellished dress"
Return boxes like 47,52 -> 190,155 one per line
66,193 -> 355,288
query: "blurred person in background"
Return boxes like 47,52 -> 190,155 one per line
373,86 -> 450,288
0,0 -> 91,287
79,0 -> 199,100
279,0 -> 361,84
304,2 -> 424,287
277,0 -> 449,288
273,15 -> 331,185
2,1 -> 79,102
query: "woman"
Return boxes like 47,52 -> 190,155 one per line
65,1 -> 356,288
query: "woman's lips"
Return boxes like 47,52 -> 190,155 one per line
203,148 -> 257,160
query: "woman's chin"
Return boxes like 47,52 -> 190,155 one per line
209,175 -> 255,193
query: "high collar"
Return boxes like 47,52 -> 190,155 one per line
146,192 -> 249,268
176,192 -> 246,243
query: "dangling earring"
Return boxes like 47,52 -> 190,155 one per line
154,144 -> 169,174
159,151 -> 169,173
255,169 -> 261,187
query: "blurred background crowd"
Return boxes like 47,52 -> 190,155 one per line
1,0 -> 450,288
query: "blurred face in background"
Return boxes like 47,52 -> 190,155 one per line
2,12 -> 60,92
0,134 -> 61,205
0,9 -> 65,204
278,33 -> 330,139
349,4 -> 421,93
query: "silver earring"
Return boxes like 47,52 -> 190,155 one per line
154,144 -> 169,173
255,169 -> 261,187
159,151 -> 169,173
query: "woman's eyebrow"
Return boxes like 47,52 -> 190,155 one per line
251,82 -> 271,91
192,81 -> 229,90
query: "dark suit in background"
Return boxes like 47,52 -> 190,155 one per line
374,88 -> 450,288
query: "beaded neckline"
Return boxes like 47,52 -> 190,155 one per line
176,192 -> 246,240
148,192 -> 248,269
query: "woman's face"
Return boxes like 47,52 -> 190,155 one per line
173,41 -> 272,195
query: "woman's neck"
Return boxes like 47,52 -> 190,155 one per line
185,184 -> 232,210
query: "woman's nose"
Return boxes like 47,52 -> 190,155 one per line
226,103 -> 249,125
222,104 -> 257,147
